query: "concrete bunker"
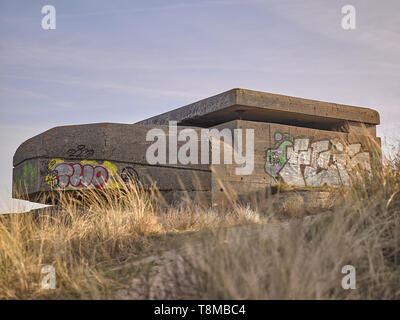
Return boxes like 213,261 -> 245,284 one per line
12,88 -> 381,209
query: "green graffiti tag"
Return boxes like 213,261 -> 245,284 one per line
15,164 -> 37,189
265,132 -> 293,181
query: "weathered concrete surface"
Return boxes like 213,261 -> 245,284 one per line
209,120 -> 381,209
13,123 -> 208,170
13,123 -> 211,204
137,88 -> 380,130
13,89 -> 381,212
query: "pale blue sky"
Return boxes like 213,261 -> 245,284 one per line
0,0 -> 399,212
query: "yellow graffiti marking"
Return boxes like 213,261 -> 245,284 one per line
45,173 -> 57,189
48,158 -> 64,170
46,159 -> 121,190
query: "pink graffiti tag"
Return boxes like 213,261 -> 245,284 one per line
52,162 -> 110,189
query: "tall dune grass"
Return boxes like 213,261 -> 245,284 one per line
1,148 -> 399,299
0,180 -> 259,299
143,157 -> 400,300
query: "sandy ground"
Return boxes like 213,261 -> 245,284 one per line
115,212 -> 331,299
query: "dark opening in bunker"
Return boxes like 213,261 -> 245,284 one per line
177,105 -> 349,132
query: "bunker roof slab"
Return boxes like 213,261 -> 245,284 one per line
136,88 -> 380,130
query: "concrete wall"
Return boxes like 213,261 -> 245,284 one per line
13,123 -> 211,204
210,120 -> 380,208
13,118 -> 380,209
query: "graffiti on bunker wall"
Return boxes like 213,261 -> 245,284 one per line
265,132 -> 372,187
14,164 -> 37,190
67,145 -> 94,158
264,133 -> 293,180
120,166 -> 139,184
45,159 -> 118,190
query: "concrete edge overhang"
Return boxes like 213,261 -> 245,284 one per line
135,88 -> 380,128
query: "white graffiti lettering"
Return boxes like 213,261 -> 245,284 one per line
49,162 -> 111,189
265,133 -> 372,187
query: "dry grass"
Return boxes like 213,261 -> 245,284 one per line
142,159 -> 400,300
1,151 -> 399,299
0,181 -> 261,299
